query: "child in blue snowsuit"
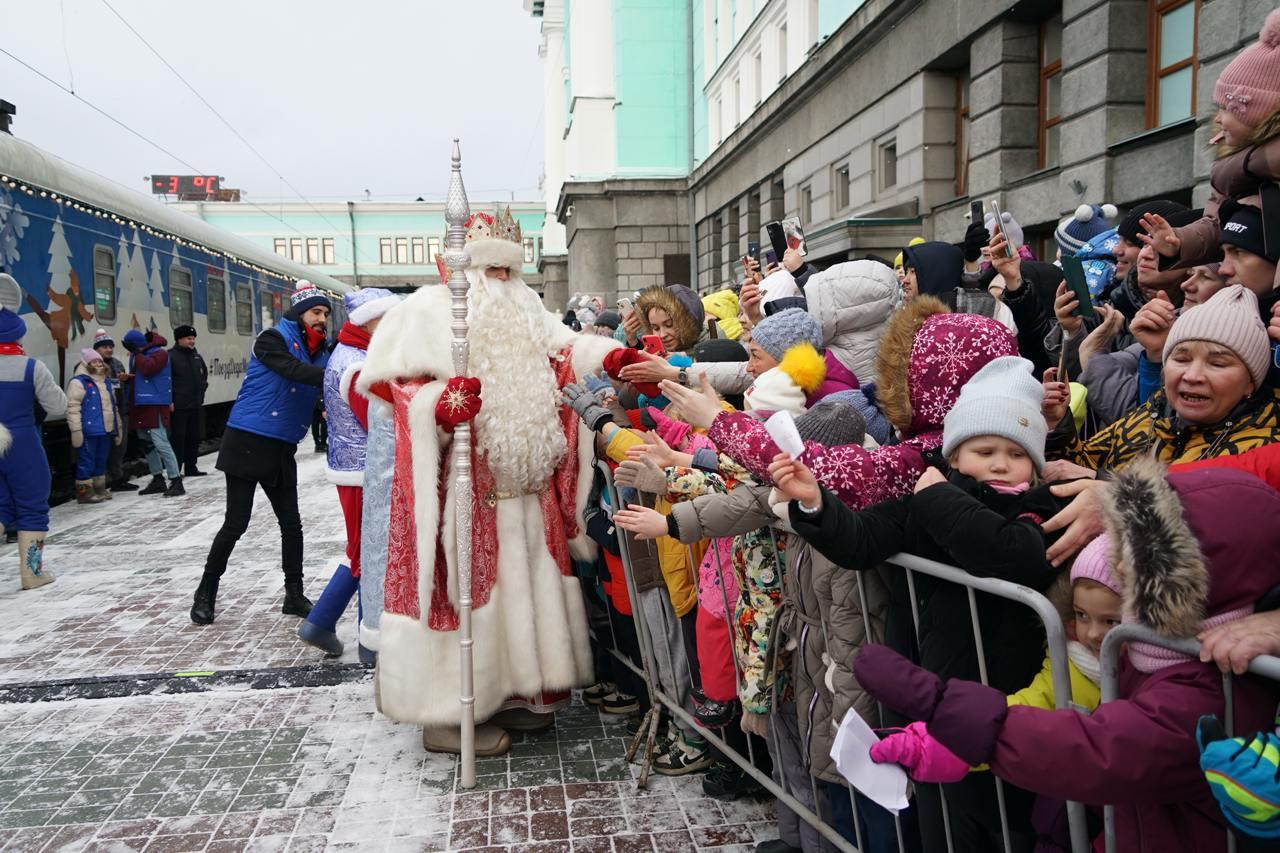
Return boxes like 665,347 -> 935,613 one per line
66,348 -> 121,504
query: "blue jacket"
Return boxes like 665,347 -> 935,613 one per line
227,319 -> 330,444
71,373 -> 117,437
129,343 -> 172,406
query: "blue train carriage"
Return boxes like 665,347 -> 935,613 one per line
0,131 -> 350,497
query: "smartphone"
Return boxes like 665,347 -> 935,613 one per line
747,240 -> 761,266
970,200 -> 984,227
617,297 -> 633,314
763,249 -> 778,269
641,334 -> 668,357
765,221 -> 788,262
1061,256 -> 1097,322
989,199 -> 1015,258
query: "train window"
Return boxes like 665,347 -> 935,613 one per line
169,266 -> 193,327
92,247 -> 117,323
322,238 -> 335,265
235,282 -> 253,334
306,238 -> 320,265
207,274 -> 227,333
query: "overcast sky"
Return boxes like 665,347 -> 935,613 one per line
1,0 -> 546,204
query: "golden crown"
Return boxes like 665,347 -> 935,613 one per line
492,206 -> 522,243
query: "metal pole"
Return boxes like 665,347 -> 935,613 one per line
443,139 -> 476,789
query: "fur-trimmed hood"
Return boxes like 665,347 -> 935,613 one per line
873,296 -> 1018,436
635,284 -> 705,352
1103,457 -> 1280,638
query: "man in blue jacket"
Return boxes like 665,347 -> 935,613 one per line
191,282 -> 332,625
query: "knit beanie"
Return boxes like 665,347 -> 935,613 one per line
1162,284 -> 1270,389
173,324 -> 196,341
1218,200 -> 1277,264
751,308 -> 823,361
1070,534 -> 1120,595
1055,204 -> 1119,256
795,395 -> 868,448
692,338 -> 749,362
80,348 -> 103,366
91,329 -> 114,350
1214,9 -> 1280,130
1117,200 -> 1194,244
345,287 -> 400,327
286,281 -> 332,320
594,309 -> 622,330
984,210 -> 1024,250
941,355 -> 1048,471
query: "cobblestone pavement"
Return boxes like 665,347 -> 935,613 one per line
0,452 -> 776,851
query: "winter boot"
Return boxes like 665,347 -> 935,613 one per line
76,480 -> 103,504
163,476 -> 185,497
282,580 -> 314,618
422,723 -> 511,757
110,479 -> 139,492
18,531 -> 54,590
93,476 -> 112,501
297,564 -> 358,657
190,573 -> 219,624
138,474 -> 167,495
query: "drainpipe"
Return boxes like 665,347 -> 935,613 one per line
686,0 -> 698,290
346,201 -> 359,285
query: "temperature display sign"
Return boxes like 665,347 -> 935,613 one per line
150,175 -> 221,196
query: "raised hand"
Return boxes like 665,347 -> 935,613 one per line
767,452 -> 821,508
613,504 -> 669,540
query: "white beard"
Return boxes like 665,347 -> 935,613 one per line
466,271 -> 569,494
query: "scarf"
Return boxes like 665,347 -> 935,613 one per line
337,322 -> 371,351
1067,640 -> 1102,686
303,324 -> 327,357
1128,607 -> 1255,673
0,342 -> 25,356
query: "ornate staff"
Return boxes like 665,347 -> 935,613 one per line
443,140 -> 477,788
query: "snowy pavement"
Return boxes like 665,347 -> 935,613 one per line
0,451 -> 774,851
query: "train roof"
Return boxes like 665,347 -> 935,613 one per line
0,132 -> 353,294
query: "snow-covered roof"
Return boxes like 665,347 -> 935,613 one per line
0,132 -> 352,293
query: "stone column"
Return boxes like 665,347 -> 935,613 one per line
966,19 -> 1041,201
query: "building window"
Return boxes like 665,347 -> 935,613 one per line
379,238 -> 393,265
207,274 -> 226,332
169,266 -> 193,327
711,214 -> 724,280
395,238 -> 409,264
272,238 -> 287,257
799,185 -> 813,225
778,23 -> 788,81
1149,0 -> 1198,127
235,282 -> 253,335
753,52 -> 763,105
732,77 -> 741,127
714,97 -> 723,143
411,237 -> 425,264
1039,12 -> 1064,169
834,164 -> 851,211
93,247 -> 116,323
878,139 -> 898,192
286,238 -> 301,263
728,203 -> 741,263
956,75 -> 971,196
523,237 -> 537,264
306,238 -> 320,265
322,238 -> 335,265
428,237 -> 442,261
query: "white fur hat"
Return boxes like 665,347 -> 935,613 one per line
466,238 -> 524,273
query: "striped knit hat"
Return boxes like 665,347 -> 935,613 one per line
1214,9 -> 1280,129
1162,285 -> 1270,388
1055,204 -> 1119,256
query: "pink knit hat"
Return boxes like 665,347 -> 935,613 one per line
80,347 -> 103,365
1070,534 -> 1120,595
1214,9 -> 1280,129
1162,285 -> 1270,389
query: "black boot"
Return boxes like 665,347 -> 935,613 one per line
163,476 -> 185,497
138,474 -> 167,495
110,479 -> 139,492
190,573 -> 219,625
282,580 -> 313,617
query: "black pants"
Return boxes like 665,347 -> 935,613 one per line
205,473 -> 304,583
311,409 -> 327,448
107,424 -> 129,483
170,408 -> 203,474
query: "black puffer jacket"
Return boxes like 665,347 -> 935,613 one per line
169,345 -> 208,410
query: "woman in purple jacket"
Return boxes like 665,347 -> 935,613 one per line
854,460 -> 1280,853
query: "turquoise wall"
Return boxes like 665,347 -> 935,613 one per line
612,0 -> 692,175
692,0 -> 709,166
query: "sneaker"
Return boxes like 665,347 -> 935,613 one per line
601,691 -> 640,715
185,468 -> 208,478
652,734 -> 713,776
109,480 -> 139,492
702,760 -> 764,801
692,689 -> 739,729
163,477 -> 185,497
137,475 -> 166,496
584,682 -> 614,706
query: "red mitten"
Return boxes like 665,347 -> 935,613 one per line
870,722 -> 970,783
436,376 -> 482,432
602,348 -> 662,398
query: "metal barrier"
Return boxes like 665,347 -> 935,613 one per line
1099,624 -> 1280,853
595,460 -> 1091,853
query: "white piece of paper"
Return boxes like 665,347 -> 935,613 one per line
829,709 -> 911,814
764,409 -> 805,458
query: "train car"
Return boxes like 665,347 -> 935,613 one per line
0,131 -> 352,498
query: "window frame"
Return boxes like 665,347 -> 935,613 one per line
1147,0 -> 1200,129
272,238 -> 288,257
834,162 -> 851,212
523,237 -> 537,264
877,138 -> 898,193
379,238 -> 393,265
395,237 -> 409,265
1038,12 -> 1064,169
321,237 -> 335,265
778,23 -> 788,82
168,264 -> 193,328
92,246 -> 117,324
289,238 -> 303,263
411,237 -> 425,264
235,281 -> 254,335
799,184 -> 813,226
206,272 -> 227,333
305,238 -> 320,265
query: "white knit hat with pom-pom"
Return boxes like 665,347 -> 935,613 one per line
1055,203 -> 1119,256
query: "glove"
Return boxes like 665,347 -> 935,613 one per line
1198,715 -> 1280,839
615,455 -> 668,494
585,374 -> 615,398
435,376 -> 482,433
561,383 -> 613,432
854,644 -> 1008,767
962,221 -> 990,263
71,430 -> 83,449
870,721 -> 971,783
602,348 -> 661,398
